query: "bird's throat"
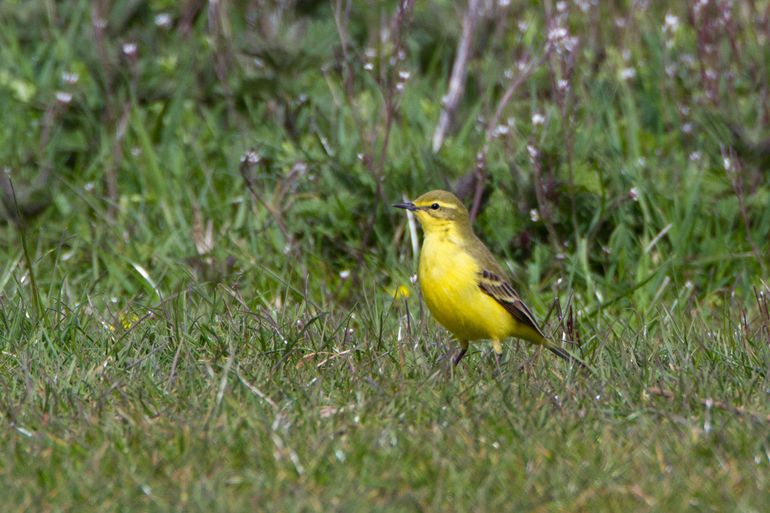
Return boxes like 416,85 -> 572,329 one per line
420,220 -> 472,241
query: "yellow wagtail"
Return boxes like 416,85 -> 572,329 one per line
394,189 -> 581,367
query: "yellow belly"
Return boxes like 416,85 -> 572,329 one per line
418,234 -> 517,342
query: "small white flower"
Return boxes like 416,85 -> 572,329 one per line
241,150 -> 260,164
619,67 -> 636,80
61,72 -> 79,85
122,42 -> 137,57
664,13 -> 679,33
548,26 -> 568,41
339,270 -> 351,280
55,91 -> 73,104
363,62 -> 374,71
629,187 -> 640,201
154,13 -> 172,28
548,25 -> 577,55
531,113 -> 545,125
529,209 -> 540,222
493,124 -> 510,137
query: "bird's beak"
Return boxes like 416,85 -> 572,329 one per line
392,201 -> 418,211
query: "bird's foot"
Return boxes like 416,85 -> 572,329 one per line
491,352 -> 506,378
452,347 -> 468,367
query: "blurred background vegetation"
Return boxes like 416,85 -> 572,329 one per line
1,1 -> 769,511
2,0 -> 768,304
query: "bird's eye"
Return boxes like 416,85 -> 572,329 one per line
431,203 -> 440,210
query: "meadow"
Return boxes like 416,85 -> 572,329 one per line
1,1 -> 769,511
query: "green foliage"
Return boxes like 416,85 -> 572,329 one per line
1,1 -> 769,511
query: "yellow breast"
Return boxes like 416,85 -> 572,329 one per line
418,232 -> 517,341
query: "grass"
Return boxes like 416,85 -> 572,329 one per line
1,0 -> 769,511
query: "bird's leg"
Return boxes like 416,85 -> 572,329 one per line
492,339 -> 503,374
452,341 -> 469,367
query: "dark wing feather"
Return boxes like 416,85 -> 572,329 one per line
477,269 -> 589,369
477,269 -> 547,340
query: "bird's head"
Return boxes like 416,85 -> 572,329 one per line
393,190 -> 471,234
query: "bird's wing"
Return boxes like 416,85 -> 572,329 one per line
477,269 -> 547,340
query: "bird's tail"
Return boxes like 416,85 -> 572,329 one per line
546,343 -> 591,372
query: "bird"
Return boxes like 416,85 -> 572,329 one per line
393,189 -> 582,368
